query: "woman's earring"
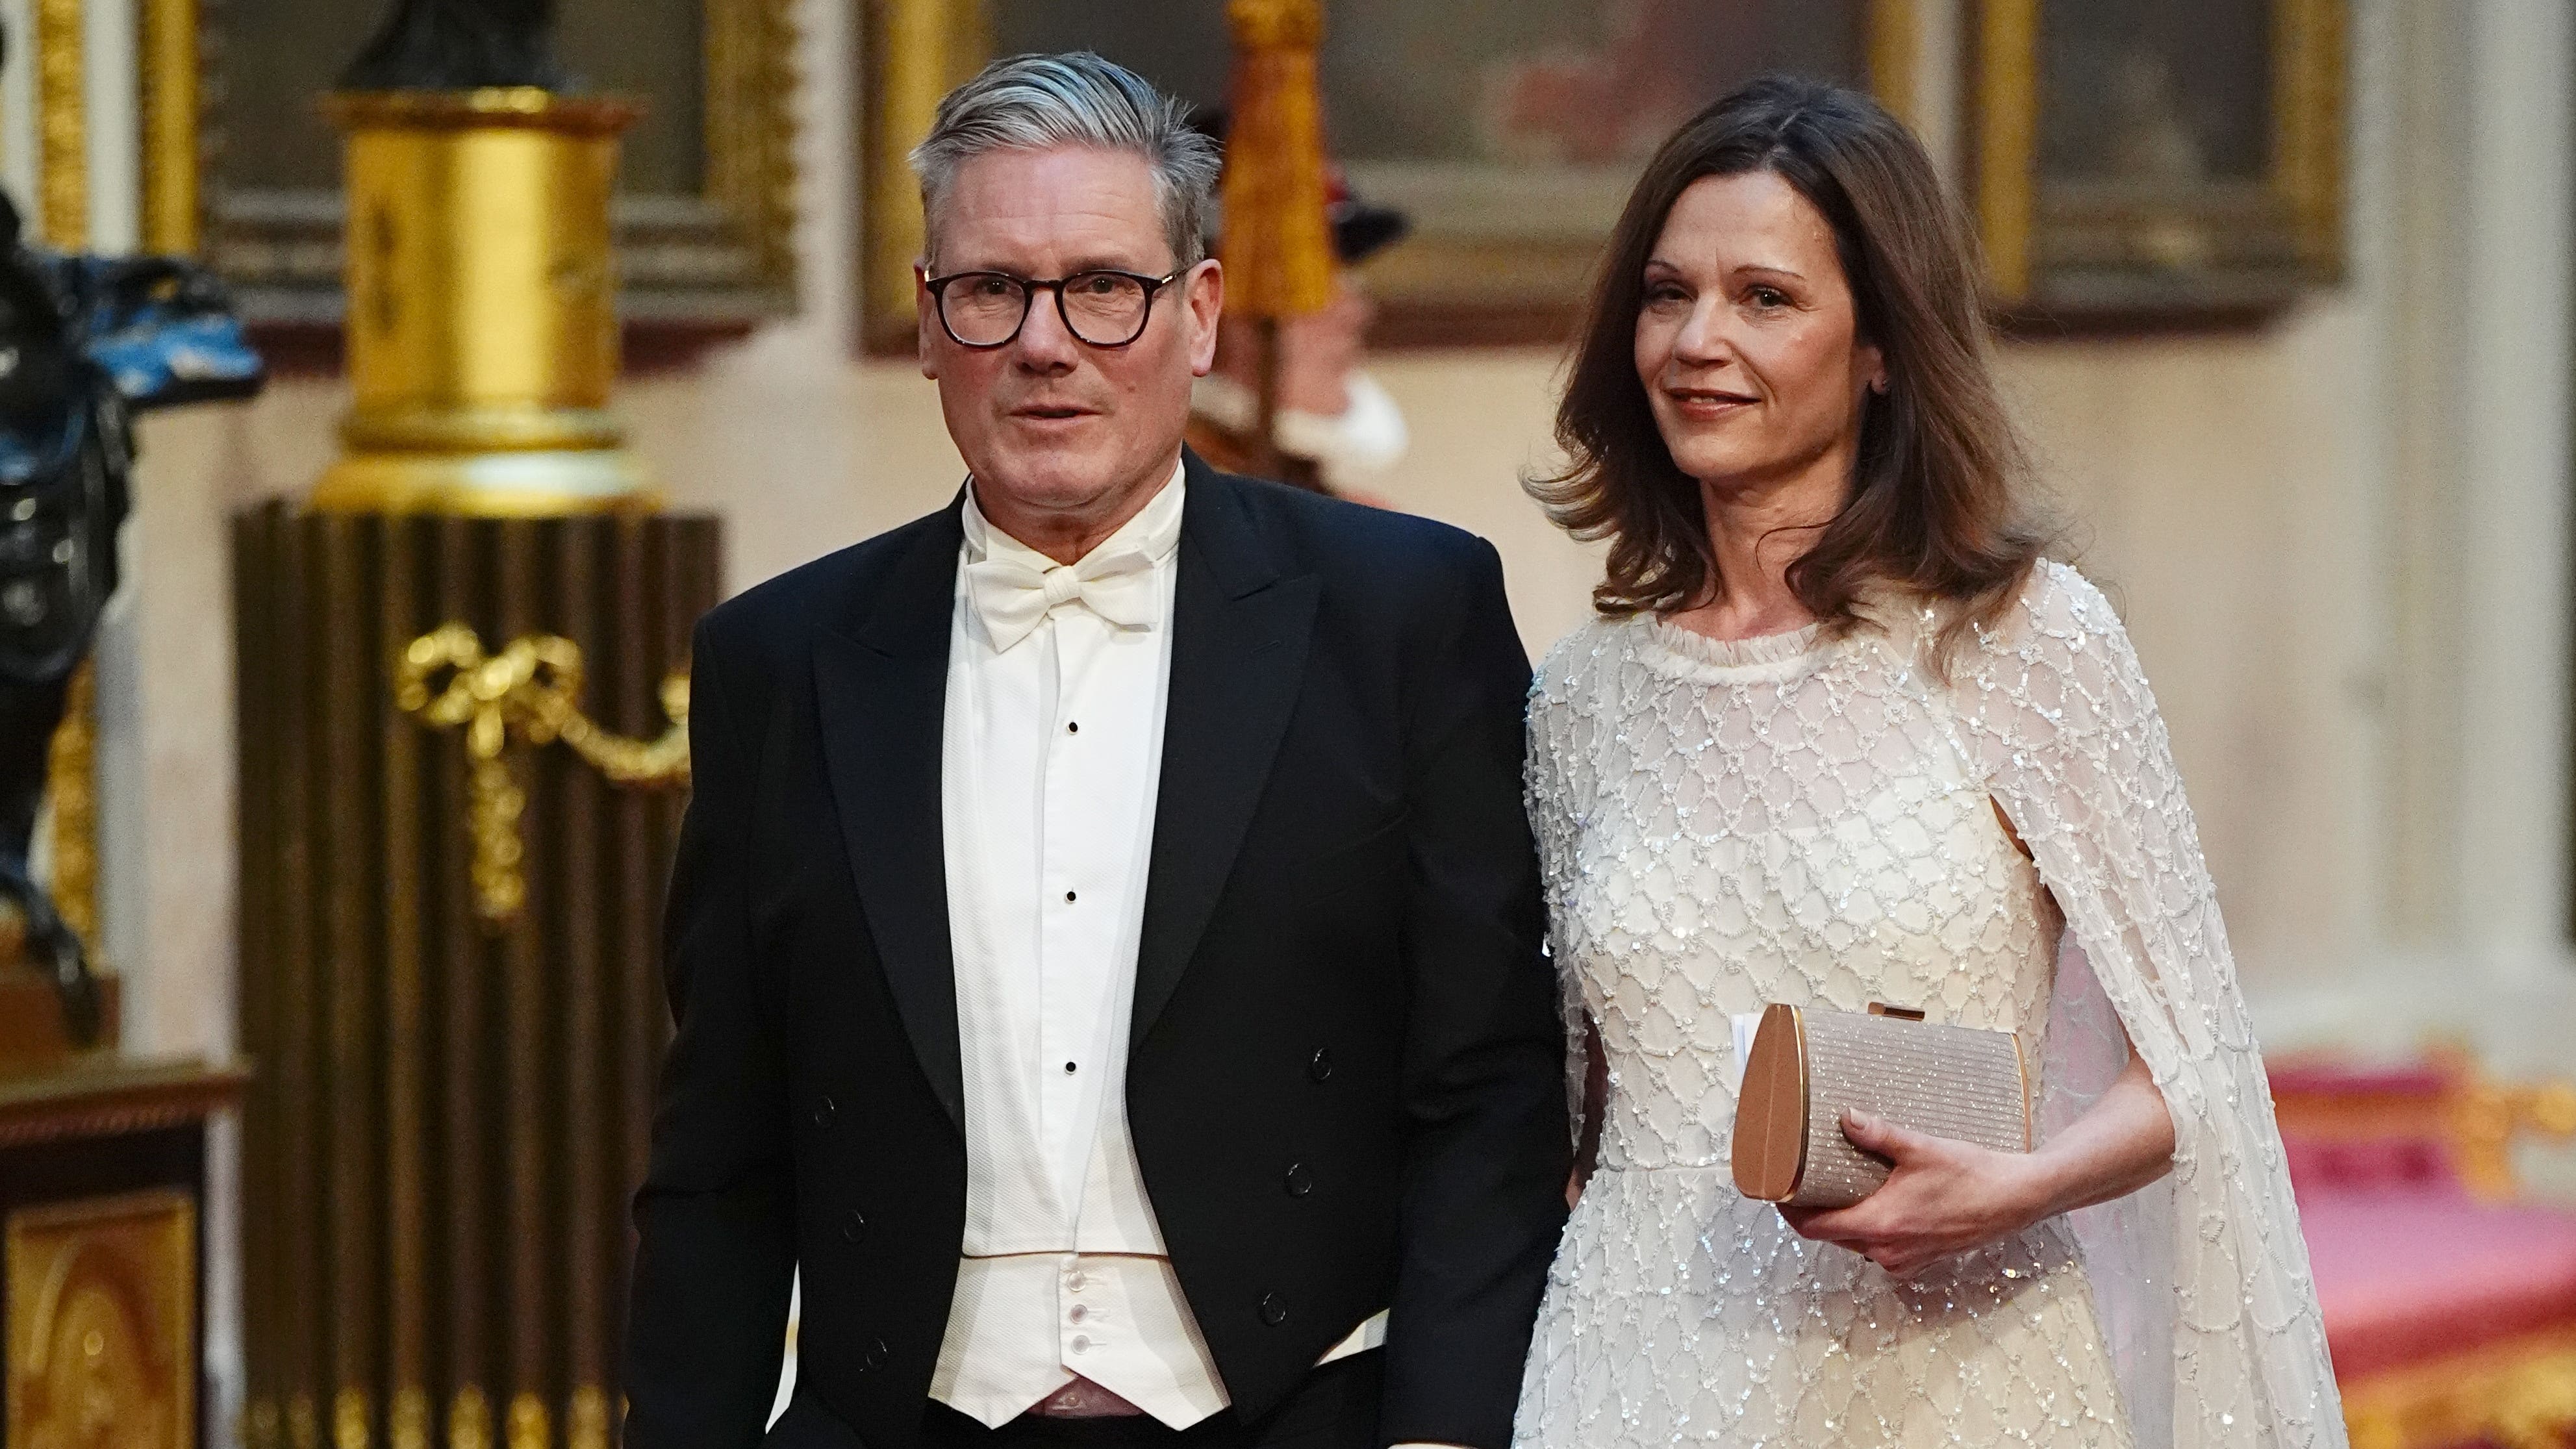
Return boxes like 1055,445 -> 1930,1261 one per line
1871,378 -> 1889,396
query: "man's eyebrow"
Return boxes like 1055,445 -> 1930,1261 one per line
1061,255 -> 1167,275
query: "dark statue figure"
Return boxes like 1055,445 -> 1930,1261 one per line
0,179 -> 110,1046
342,0 -> 570,92
0,20 -> 264,1046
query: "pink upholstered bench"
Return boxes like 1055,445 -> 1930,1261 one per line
2270,1057 -> 2576,1449
2300,1185 -> 2576,1378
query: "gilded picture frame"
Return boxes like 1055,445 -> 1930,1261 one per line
859,0 -> 1928,353
1969,0 -> 2346,324
192,0 -> 800,326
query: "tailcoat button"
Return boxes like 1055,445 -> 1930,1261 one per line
813,1095 -> 839,1128
1283,1163 -> 1313,1198
1307,1050 -> 1333,1083
1258,1294 -> 1288,1326
861,1337 -> 889,1372
841,1210 -> 868,1244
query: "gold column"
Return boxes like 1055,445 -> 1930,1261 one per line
1865,0 -> 1923,140
33,0 -> 86,247
140,0 -> 202,255
860,0 -> 990,351
1971,0 -> 2039,303
312,91 -> 654,516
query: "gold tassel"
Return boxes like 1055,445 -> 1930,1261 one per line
1219,0 -> 1334,320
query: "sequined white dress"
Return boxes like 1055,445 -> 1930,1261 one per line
1513,564 -> 2345,1449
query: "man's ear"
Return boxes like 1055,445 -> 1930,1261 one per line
1186,258 -> 1225,377
916,262 -> 940,379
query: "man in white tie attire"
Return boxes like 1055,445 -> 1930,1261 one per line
623,51 -> 1569,1449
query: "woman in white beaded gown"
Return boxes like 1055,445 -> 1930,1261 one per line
1512,79 -> 2344,1449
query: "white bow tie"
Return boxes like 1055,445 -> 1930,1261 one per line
964,546 -> 1160,651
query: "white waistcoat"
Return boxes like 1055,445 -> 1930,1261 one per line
928,471 -> 1230,1429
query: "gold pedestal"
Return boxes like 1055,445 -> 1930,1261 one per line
312,90 -> 655,517
243,77 -> 723,1449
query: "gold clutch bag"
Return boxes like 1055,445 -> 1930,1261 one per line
1730,1002 -> 2032,1209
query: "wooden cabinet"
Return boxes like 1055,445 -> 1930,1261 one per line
0,1059 -> 245,1449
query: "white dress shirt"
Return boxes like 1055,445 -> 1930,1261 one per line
929,464 -> 1233,1429
928,464 -> 1394,1431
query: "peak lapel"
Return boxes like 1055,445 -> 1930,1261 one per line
1131,466 -> 1320,1042
813,504 -> 966,1133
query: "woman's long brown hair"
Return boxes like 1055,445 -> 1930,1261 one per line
1532,75 -> 2049,668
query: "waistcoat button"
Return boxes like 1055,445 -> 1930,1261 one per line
861,1337 -> 889,1372
841,1210 -> 868,1244
1258,1293 -> 1287,1326
1307,1050 -> 1333,1083
812,1095 -> 839,1128
1284,1163 -> 1313,1198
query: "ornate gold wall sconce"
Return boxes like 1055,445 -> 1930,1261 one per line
396,624 -> 688,927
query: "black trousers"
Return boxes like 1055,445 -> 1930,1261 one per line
924,1354 -> 1384,1449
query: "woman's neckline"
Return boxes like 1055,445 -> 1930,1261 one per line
1635,612 -> 1831,679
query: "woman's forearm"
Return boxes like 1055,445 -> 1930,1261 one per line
2019,1050 -> 2176,1219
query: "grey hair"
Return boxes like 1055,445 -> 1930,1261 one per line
908,51 -> 1222,271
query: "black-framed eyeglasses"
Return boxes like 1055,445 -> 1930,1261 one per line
923,268 -> 1183,349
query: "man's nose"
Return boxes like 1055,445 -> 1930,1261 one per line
1013,288 -> 1082,370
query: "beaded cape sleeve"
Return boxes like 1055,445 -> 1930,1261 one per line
1523,644 -> 1593,1159
1948,561 -> 2346,1449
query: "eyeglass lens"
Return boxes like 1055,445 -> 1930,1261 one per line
941,272 -> 1154,347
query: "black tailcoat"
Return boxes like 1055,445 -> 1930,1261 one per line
625,456 -> 1569,1449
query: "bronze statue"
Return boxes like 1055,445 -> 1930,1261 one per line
0,10 -> 105,1045
342,0 -> 568,92
0,15 -> 263,1048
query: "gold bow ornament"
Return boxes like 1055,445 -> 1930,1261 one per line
396,624 -> 690,926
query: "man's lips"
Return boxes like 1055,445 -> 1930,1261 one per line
1011,403 -> 1098,421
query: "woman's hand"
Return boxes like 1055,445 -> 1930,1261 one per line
1780,1050 -> 2178,1278
1777,1111 -> 2050,1278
